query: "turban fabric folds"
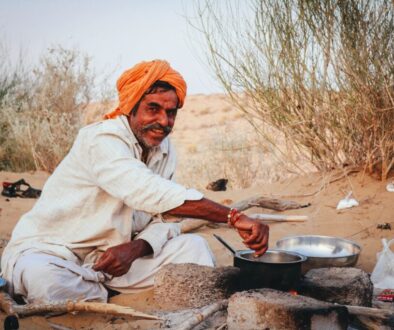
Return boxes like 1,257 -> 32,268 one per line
104,60 -> 187,119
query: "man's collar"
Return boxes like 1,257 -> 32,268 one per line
117,115 -> 169,156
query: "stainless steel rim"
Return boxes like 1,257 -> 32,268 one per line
275,235 -> 361,259
237,249 -> 308,264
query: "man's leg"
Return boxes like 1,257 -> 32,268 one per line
107,234 -> 215,293
13,252 -> 108,303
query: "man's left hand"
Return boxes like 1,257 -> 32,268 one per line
93,239 -> 153,277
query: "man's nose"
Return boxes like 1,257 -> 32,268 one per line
156,111 -> 169,127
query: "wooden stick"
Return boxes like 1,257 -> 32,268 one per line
216,323 -> 227,330
0,291 -> 17,316
249,214 -> 308,222
0,291 -> 20,330
344,304 -> 394,321
173,300 -> 228,330
180,213 -> 308,233
10,300 -> 160,320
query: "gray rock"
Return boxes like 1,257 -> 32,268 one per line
300,267 -> 373,307
227,288 -> 348,330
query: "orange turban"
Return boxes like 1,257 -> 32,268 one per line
104,60 -> 187,119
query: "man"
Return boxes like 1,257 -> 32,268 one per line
1,60 -> 268,303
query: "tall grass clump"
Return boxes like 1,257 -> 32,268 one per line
0,46 -> 95,172
0,42 -> 32,170
191,0 -> 394,180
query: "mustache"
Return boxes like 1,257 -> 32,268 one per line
142,123 -> 172,134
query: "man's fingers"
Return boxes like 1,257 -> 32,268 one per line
254,245 -> 269,256
111,268 -> 128,277
236,220 -> 270,256
237,230 -> 249,241
93,253 -> 113,271
243,223 -> 268,244
246,227 -> 269,255
243,231 -> 258,244
247,238 -> 265,250
243,227 -> 264,244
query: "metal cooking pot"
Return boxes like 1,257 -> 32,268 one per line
214,234 -> 307,291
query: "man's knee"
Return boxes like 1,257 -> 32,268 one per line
176,234 -> 210,251
169,234 -> 215,266
13,253 -> 107,303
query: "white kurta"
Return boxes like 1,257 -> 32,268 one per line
1,116 -> 206,293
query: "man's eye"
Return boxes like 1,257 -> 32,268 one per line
167,110 -> 177,117
149,107 -> 159,112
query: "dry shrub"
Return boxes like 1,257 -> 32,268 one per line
191,0 -> 394,180
0,42 -> 34,171
0,47 -> 97,172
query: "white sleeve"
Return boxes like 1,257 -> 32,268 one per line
88,133 -> 203,214
135,215 -> 181,257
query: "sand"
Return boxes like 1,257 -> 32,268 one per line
0,93 -> 393,329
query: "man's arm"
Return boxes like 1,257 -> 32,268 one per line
165,198 -> 269,254
94,197 -> 269,276
164,198 -> 229,222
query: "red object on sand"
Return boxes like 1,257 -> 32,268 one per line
377,289 -> 394,302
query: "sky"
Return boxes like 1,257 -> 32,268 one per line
0,0 -> 223,94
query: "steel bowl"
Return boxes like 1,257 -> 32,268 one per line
276,235 -> 361,273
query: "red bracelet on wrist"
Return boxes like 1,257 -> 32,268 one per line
227,208 -> 241,227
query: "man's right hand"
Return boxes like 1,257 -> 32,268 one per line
233,214 -> 269,256
93,239 -> 153,277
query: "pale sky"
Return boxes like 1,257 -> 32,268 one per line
0,0 -> 223,94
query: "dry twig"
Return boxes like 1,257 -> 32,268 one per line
172,300 -> 228,330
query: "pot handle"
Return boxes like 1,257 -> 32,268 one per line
213,234 -> 236,255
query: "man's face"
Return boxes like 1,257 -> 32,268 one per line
128,89 -> 178,150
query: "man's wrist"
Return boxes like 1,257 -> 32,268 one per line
133,239 -> 153,256
227,208 -> 242,227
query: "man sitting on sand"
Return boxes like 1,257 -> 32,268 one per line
1,60 -> 269,303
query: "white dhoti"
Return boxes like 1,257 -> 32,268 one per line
12,234 -> 215,303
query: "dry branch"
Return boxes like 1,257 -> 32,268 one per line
172,299 -> 228,330
344,304 -> 394,321
0,292 -> 16,316
12,300 -> 160,319
231,196 -> 310,212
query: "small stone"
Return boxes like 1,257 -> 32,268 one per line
206,178 -> 228,191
